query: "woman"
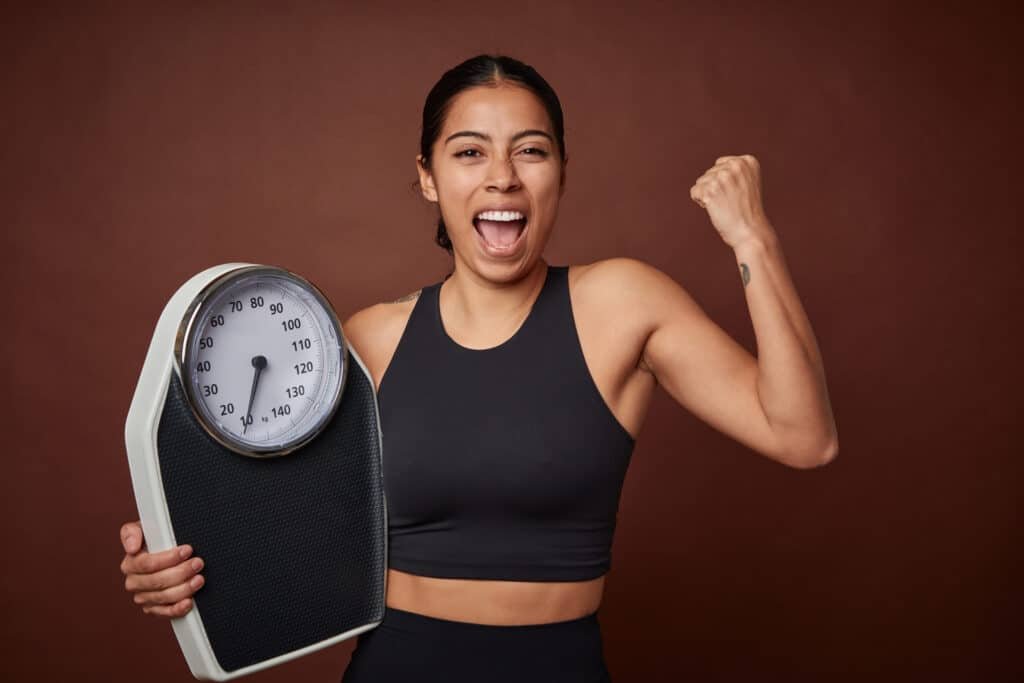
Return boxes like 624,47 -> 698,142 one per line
119,54 -> 838,681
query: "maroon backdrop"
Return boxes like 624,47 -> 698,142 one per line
3,1 -> 1019,680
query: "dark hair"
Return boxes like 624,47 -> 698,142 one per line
415,54 -> 567,255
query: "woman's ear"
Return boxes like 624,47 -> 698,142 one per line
559,155 -> 569,198
416,155 -> 438,202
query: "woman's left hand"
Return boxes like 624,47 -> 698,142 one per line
690,154 -> 774,249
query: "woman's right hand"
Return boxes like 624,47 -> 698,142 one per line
120,520 -> 205,618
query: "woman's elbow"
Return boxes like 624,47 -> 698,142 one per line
778,432 -> 838,470
796,436 -> 839,469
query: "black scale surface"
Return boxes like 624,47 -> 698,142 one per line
156,362 -> 386,673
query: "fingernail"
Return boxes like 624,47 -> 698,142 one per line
191,558 -> 203,572
179,545 -> 192,559
191,575 -> 204,589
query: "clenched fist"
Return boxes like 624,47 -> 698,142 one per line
690,154 -> 774,249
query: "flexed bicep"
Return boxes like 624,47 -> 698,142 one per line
642,283 -> 785,463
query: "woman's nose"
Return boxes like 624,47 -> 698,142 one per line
485,157 -> 521,192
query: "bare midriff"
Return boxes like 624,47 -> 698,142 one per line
385,568 -> 606,625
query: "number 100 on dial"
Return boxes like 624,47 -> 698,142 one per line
175,266 -> 348,457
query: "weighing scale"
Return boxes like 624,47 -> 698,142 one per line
124,263 -> 387,680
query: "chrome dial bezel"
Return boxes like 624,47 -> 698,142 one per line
173,265 -> 348,458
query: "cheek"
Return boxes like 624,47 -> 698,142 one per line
440,176 -> 482,210
521,164 -> 562,194
435,181 -> 475,225
531,187 -> 563,218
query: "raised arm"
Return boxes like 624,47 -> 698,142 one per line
623,155 -> 837,468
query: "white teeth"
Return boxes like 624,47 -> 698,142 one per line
475,210 -> 525,222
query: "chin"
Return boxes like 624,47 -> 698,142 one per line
469,253 -> 536,283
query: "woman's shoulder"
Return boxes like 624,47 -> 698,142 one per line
343,290 -> 421,335
342,290 -> 422,390
567,256 -> 677,301
567,256 -> 697,341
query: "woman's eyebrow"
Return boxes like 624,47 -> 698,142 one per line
444,129 -> 554,145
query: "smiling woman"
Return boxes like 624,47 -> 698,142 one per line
117,53 -> 838,683
413,56 -> 567,284
422,103 -> 560,269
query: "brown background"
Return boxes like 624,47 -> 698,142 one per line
3,1 -> 1019,681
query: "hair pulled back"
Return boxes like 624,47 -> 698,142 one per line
417,54 -> 567,255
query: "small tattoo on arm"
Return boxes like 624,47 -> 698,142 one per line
739,263 -> 751,287
391,290 -> 421,304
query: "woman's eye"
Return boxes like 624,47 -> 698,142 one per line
455,148 -> 547,159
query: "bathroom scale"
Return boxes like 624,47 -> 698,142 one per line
124,263 -> 387,680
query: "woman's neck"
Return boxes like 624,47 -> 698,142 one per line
441,258 -> 549,332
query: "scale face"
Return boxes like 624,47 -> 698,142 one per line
176,266 -> 348,457
125,263 -> 387,681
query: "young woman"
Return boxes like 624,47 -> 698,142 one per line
118,54 -> 838,682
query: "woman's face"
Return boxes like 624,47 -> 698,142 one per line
417,83 -> 566,283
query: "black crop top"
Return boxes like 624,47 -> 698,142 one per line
377,264 -> 635,581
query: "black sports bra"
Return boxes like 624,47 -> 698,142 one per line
377,264 -> 635,581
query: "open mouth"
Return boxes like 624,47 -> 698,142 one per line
473,211 -> 528,252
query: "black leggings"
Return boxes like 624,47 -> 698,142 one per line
341,606 -> 612,682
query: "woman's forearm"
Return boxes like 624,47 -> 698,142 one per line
733,224 -> 838,465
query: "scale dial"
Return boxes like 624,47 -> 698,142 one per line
175,266 -> 347,457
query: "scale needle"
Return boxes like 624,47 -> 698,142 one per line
243,355 -> 267,434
